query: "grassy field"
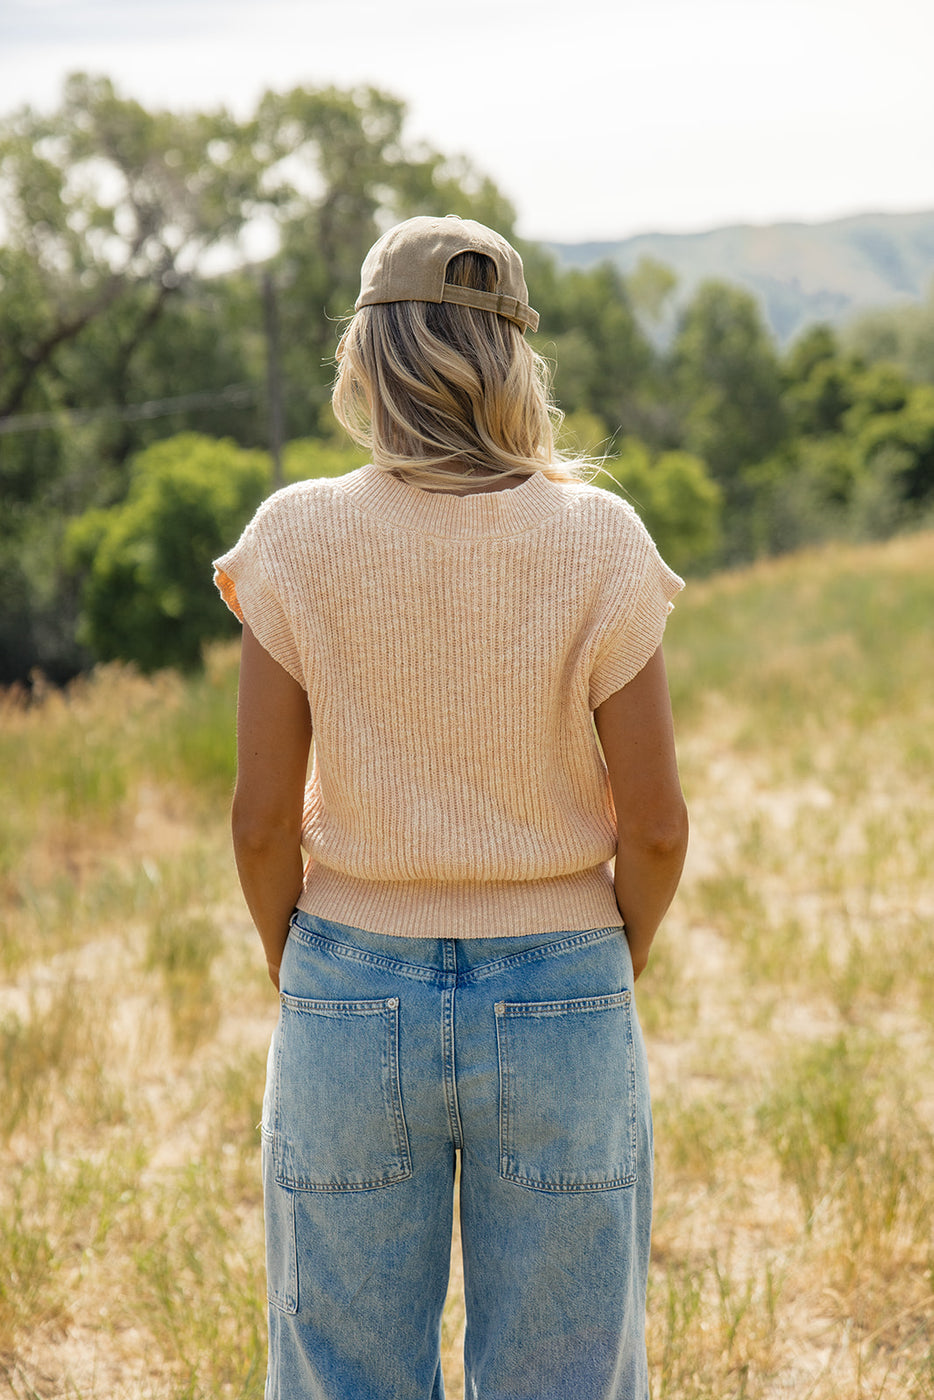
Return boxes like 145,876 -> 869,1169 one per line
1,531 -> 933,1399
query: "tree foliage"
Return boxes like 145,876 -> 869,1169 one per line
746,326 -> 934,553
670,281 -> 788,497
0,76 -> 521,680
528,257 -> 655,440
598,442 -> 722,574
65,435 -> 271,671
63,433 -> 370,673
1,75 -> 931,680
843,279 -> 934,384
0,73 -> 265,421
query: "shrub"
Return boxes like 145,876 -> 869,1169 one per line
66,434 -> 271,671
596,438 -> 722,573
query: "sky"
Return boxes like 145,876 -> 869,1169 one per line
1,0 -> 933,244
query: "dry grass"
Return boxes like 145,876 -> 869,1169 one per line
2,530 -> 933,1398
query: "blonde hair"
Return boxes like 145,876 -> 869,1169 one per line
332,251 -> 588,492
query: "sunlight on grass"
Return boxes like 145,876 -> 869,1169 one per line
2,533 -> 933,1397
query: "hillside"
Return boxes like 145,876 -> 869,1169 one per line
2,530 -> 933,1398
547,208 -> 934,345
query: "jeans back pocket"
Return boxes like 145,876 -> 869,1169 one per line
271,994 -> 411,1192
495,989 -> 638,1192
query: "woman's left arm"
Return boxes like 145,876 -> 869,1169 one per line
231,621 -> 312,990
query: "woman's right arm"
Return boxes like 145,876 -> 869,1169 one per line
232,621 -> 312,989
593,645 -> 689,979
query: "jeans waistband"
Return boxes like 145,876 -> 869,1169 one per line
287,909 -> 626,986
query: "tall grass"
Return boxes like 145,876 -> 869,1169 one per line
1,531 -> 932,1397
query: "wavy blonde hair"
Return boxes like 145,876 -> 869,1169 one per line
332,251 -> 588,491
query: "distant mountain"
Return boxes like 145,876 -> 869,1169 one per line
545,209 -> 934,346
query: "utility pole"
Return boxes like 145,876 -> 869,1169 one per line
263,270 -> 285,490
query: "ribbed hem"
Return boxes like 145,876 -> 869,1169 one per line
297,863 -> 622,940
340,463 -> 572,540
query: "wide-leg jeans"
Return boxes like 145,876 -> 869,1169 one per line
262,910 -> 653,1400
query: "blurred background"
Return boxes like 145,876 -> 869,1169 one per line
1,0 -> 933,685
2,7 -> 934,1400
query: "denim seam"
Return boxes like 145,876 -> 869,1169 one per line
625,989 -> 638,1175
279,994 -> 398,1014
500,1172 -> 638,1193
458,925 -> 624,984
286,917 -> 625,986
496,990 -> 632,1017
386,1000 -> 413,1182
262,1129 -> 299,1313
495,1009 -> 511,1180
285,928 -> 446,985
442,986 -> 464,1150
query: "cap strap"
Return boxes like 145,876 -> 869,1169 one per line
440,284 -> 539,332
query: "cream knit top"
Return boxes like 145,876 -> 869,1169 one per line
214,463 -> 683,939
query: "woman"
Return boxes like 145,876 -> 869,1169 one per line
214,214 -> 688,1400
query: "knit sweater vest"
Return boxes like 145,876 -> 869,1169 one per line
214,463 -> 684,939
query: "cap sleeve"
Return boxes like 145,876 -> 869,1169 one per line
213,512 -> 304,686
588,511 -> 684,711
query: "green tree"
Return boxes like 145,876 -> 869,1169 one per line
626,257 -> 679,329
0,73 -> 264,422
64,432 -> 374,672
852,382 -> 934,506
747,348 -> 934,552
0,75 -> 524,679
527,258 -> 655,439
256,85 -> 521,438
781,325 -> 863,437
840,362 -> 912,435
744,436 -> 861,555
670,281 -> 788,526
843,278 -> 934,384
65,435 -> 271,671
598,438 -> 722,573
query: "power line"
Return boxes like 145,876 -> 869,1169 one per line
0,383 -> 258,437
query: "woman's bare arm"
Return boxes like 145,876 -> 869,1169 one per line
593,645 -> 688,979
231,622 -> 312,989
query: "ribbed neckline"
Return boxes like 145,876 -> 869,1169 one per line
341,463 -> 572,540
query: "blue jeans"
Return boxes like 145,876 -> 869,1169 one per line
262,911 -> 653,1400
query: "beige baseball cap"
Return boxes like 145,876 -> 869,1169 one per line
355,214 -> 540,333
